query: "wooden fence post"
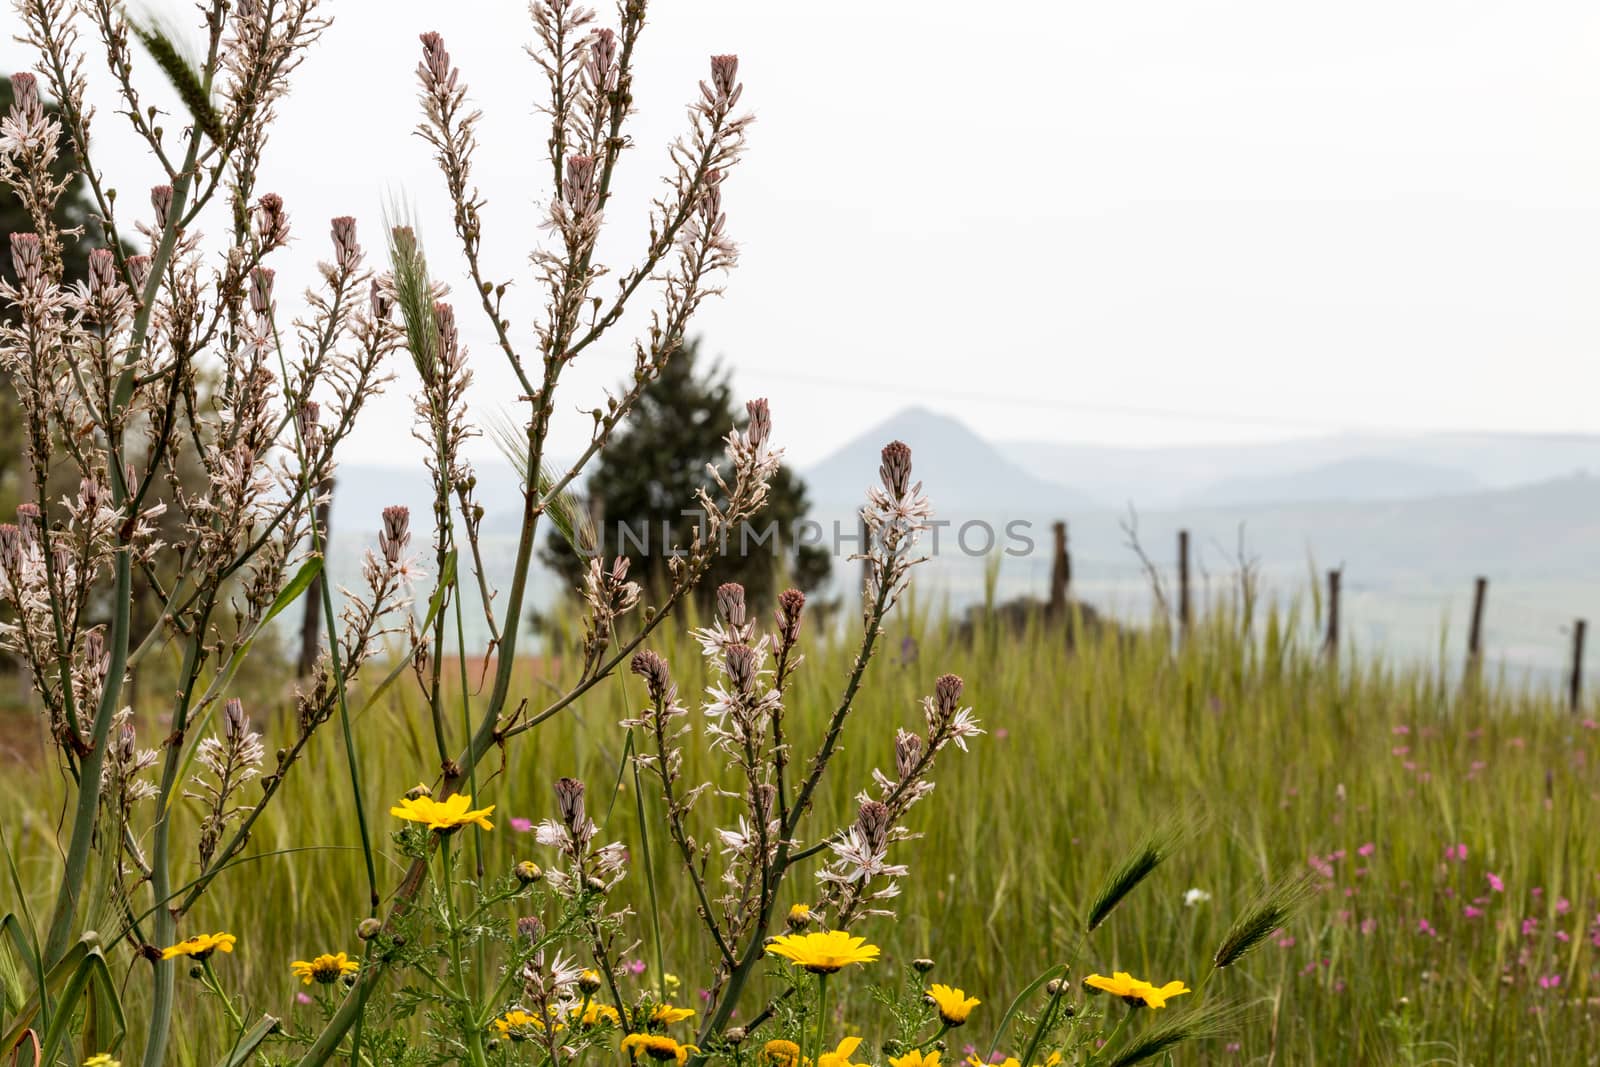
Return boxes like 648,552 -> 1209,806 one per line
1465,576 -> 1488,676
1177,529 -> 1192,640
1049,521 -> 1070,614
298,476 -> 334,677
1571,619 -> 1588,714
1324,567 -> 1341,660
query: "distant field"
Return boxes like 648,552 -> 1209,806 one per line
4,595 -> 1597,1063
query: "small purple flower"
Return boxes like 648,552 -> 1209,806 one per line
510,817 -> 534,833
1487,872 -> 1505,893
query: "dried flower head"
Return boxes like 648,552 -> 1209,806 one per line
716,582 -> 747,629
379,505 -> 411,564
249,266 -> 275,317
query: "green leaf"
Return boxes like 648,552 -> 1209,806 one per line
38,945 -> 122,1063
213,1014 -> 281,1067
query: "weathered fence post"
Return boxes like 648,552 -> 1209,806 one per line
1571,618 -> 1588,714
1465,576 -> 1488,678
1324,567 -> 1341,660
298,475 -> 335,677
1049,521 -> 1071,614
1177,529 -> 1192,640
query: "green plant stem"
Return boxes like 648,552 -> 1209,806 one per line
439,834 -> 490,1067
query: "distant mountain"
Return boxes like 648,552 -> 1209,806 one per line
802,406 -> 1098,514
999,432 -> 1600,511
1191,456 -> 1480,507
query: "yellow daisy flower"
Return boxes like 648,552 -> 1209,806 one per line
1084,972 -> 1190,1010
819,1036 -> 865,1067
290,952 -> 359,985
651,1002 -> 697,1025
160,932 -> 236,961
390,792 -> 495,832
926,983 -> 980,1026
1140,979 -> 1191,1009
622,1033 -> 699,1064
889,1051 -> 941,1067
765,930 -> 880,974
574,1001 -> 622,1027
761,1039 -> 802,1067
966,1055 -> 1061,1067
494,1008 -> 558,1040
84,1057 -> 121,1067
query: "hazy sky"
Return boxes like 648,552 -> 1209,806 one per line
7,1 -> 1600,467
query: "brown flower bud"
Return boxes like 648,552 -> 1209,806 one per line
934,674 -> 964,720
0,524 -> 19,574
9,72 -> 43,126
879,440 -> 913,499
150,184 -> 174,230
744,398 -> 770,452
554,777 -> 586,829
357,917 -> 383,940
379,505 -> 411,564
911,958 -> 935,974
715,582 -> 747,629
855,800 -> 891,854
255,193 -> 290,248
8,233 -> 42,288
514,860 -> 543,885
127,254 -> 152,290
629,649 -> 672,702
418,31 -> 452,87
330,215 -> 360,270
894,730 -> 922,780
724,643 -> 757,695
87,248 -> 117,299
709,54 -> 739,101
249,266 -> 274,317
223,698 -> 248,742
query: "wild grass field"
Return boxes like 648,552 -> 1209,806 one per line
3,595 -> 1594,1065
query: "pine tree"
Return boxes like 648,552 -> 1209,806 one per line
541,339 -> 829,609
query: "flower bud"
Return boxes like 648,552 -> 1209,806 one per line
578,968 -> 602,995
911,958 -> 935,974
255,193 -> 290,248
775,588 -> 805,645
87,248 -> 118,299
894,730 -> 923,780
405,782 -> 433,800
716,582 -> 746,629
8,233 -> 42,288
330,215 -> 360,270
629,649 -> 672,702
934,674 -> 964,720
223,698 -> 248,742
724,1027 -> 747,1045
586,28 -> 617,89
9,72 -> 43,127
418,31 -> 452,87
516,915 -> 544,943
127,254 -> 152,291
16,504 -> 40,549
709,54 -> 739,102
879,440 -> 913,499
855,800 -> 891,855
514,860 -> 543,885
554,776 -> 586,829
743,398 -> 770,452
0,524 -> 22,575
249,266 -> 274,317
724,643 -> 757,695
379,505 -> 410,565
150,185 -> 174,231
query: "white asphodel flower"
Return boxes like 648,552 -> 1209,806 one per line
1183,887 -> 1212,908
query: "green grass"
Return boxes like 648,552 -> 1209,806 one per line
3,592 -> 1599,1064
